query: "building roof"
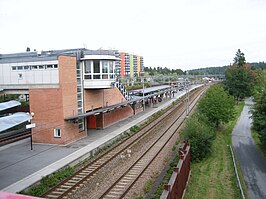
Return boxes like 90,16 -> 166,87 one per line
131,85 -> 171,95
0,100 -> 21,111
0,112 -> 32,132
0,48 -> 117,64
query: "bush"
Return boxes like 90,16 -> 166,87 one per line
180,114 -> 215,162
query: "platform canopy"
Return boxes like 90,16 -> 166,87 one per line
131,85 -> 171,95
0,100 -> 21,111
0,112 -> 32,132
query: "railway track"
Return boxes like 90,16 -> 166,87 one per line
42,86 -> 206,199
99,86 -> 205,199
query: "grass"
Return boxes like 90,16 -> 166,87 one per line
251,129 -> 266,157
19,167 -> 74,196
183,101 -> 247,199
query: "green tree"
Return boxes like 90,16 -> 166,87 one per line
224,50 -> 256,101
198,84 -> 235,127
252,70 -> 266,149
180,114 -> 215,162
252,90 -> 266,148
233,49 -> 246,67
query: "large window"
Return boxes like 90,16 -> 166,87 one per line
102,61 -> 108,73
93,60 -> 100,73
84,61 -> 91,73
83,60 -> 115,80
109,61 -> 114,73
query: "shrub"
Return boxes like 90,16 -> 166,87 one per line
180,114 -> 215,162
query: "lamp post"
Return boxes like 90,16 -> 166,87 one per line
26,112 -> 35,150
142,76 -> 145,111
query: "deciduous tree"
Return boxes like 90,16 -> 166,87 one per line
198,84 -> 235,127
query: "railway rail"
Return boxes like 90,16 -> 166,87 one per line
42,86 -> 206,199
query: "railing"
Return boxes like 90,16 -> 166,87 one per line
161,141 -> 191,199
114,79 -> 132,100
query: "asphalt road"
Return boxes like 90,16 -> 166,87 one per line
232,98 -> 266,199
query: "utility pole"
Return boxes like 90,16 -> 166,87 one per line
142,77 -> 145,111
186,79 -> 190,116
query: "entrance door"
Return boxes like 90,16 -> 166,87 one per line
88,115 -> 97,129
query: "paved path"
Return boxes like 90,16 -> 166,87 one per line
232,98 -> 266,199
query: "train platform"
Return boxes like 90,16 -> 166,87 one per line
0,85 -> 202,194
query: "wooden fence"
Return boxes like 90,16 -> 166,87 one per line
160,141 -> 191,199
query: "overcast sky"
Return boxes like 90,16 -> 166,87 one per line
1,0 -> 266,70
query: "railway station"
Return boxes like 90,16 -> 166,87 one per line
0,48 -> 190,146
0,84 -> 202,194
0,47 -> 200,197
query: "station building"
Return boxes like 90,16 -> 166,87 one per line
0,49 -> 144,145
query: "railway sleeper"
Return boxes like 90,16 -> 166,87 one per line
60,185 -> 72,189
56,188 -> 68,192
50,191 -> 64,195
46,194 -> 59,198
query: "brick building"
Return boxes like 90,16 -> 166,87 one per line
0,49 -> 139,145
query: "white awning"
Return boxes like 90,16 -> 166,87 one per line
0,100 -> 21,111
0,112 -> 32,132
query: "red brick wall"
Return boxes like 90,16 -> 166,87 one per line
84,87 -> 127,111
30,55 -> 86,145
103,106 -> 133,128
84,87 -> 134,129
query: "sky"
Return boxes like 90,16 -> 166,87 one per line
1,0 -> 266,70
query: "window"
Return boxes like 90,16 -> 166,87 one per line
93,60 -> 100,73
109,61 -> 114,73
54,128 -> 61,138
102,61 -> 108,73
24,66 -> 30,70
47,65 -> 53,69
84,61 -> 91,73
39,65 -> 44,69
53,64 -> 58,68
18,73 -> 23,79
17,66 -> 23,70
12,66 -> 16,70
93,75 -> 100,79
84,75 -> 92,79
32,65 -> 38,70
102,74 -> 108,79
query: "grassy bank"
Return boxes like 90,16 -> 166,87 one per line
184,101 -> 247,199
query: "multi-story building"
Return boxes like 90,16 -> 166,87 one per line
0,49 -> 136,145
116,51 -> 144,78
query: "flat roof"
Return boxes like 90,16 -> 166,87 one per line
0,100 -> 21,111
0,49 -> 117,64
131,85 -> 171,95
0,112 -> 32,132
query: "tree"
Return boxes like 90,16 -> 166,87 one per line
252,90 -> 266,148
252,70 -> 266,149
224,50 -> 256,101
233,49 -> 246,67
198,84 -> 235,127
180,114 -> 215,162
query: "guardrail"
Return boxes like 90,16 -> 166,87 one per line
160,141 -> 191,199
228,145 -> 245,199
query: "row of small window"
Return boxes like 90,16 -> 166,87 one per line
12,64 -> 58,71
84,74 -> 115,80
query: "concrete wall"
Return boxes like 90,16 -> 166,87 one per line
0,60 -> 59,88
30,55 -> 86,145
